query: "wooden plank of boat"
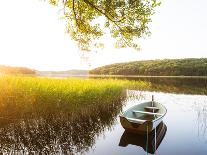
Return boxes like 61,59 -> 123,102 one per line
126,117 -> 146,124
132,110 -> 163,116
145,106 -> 160,110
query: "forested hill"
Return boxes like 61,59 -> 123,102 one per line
0,65 -> 35,75
90,58 -> 207,76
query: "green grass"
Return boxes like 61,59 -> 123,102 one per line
0,76 -> 149,118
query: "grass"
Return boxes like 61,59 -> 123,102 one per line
0,75 -> 150,118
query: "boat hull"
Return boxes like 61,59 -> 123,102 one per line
120,101 -> 167,134
120,116 -> 158,134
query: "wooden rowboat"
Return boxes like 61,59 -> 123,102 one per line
119,96 -> 167,133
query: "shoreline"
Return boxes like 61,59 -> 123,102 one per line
89,75 -> 207,79
1,74 -> 207,79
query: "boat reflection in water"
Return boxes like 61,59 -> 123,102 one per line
119,122 -> 167,154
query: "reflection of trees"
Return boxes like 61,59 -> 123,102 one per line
92,77 -> 207,95
131,77 -> 207,95
0,100 -> 124,154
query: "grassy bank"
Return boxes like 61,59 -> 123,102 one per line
0,76 -> 149,118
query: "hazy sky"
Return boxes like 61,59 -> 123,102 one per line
0,0 -> 206,70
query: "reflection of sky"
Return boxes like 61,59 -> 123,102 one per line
87,91 -> 207,155
0,0 -> 207,70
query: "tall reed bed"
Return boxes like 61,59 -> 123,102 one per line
0,76 -> 149,117
0,76 -> 150,153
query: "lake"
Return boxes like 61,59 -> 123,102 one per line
86,91 -> 207,155
0,77 -> 206,154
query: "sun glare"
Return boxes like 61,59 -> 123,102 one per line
0,0 -> 207,71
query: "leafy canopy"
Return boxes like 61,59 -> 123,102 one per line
49,0 -> 160,51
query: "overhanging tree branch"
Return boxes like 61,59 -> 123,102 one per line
47,0 -> 160,51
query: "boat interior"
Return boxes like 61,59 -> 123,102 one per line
124,102 -> 166,122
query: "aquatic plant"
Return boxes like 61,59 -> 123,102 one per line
0,75 -> 150,154
0,76 -> 149,118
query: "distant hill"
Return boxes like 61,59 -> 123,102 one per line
36,70 -> 88,77
0,65 -> 35,75
89,58 -> 207,76
0,65 -> 88,77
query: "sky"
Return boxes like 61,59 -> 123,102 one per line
0,0 -> 207,71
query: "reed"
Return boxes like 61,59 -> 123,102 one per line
0,76 -> 149,117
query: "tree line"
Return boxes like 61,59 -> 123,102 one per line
89,58 -> 207,76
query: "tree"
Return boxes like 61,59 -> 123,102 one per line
49,0 -> 160,51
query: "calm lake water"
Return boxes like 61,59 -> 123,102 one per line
86,91 -> 207,155
0,77 -> 206,154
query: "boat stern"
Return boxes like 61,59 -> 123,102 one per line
119,116 -> 154,134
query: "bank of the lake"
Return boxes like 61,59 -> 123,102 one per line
90,58 -> 207,76
89,75 -> 207,79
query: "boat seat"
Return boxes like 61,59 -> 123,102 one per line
145,106 -> 159,112
132,110 -> 163,116
145,106 -> 159,110
126,117 -> 146,124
